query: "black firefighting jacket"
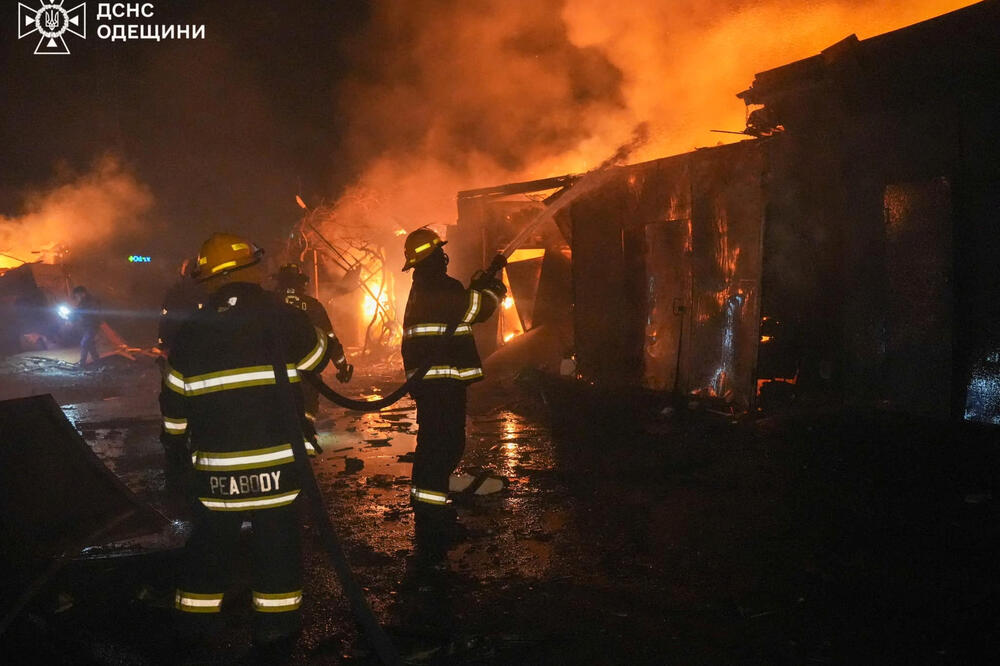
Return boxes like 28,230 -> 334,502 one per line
157,277 -> 204,352
160,282 -> 329,512
279,287 -> 347,369
401,272 -> 501,385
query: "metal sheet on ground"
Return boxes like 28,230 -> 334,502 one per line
0,394 -> 168,615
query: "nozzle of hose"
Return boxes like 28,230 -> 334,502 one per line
485,253 -> 507,279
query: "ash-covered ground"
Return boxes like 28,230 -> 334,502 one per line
1,350 -> 997,665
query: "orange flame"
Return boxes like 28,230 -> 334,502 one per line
326,1 -> 976,243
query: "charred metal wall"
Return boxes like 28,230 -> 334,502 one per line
570,142 -> 766,408
750,0 -> 1000,420
569,176 -> 647,389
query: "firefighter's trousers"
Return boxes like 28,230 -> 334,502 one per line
175,502 -> 302,636
411,382 -> 467,509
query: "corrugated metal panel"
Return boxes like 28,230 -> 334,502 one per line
571,180 -> 645,387
642,219 -> 691,392
0,394 -> 168,615
569,143 -> 765,407
683,145 -> 766,408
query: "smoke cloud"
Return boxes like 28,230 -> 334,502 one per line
327,0 -> 975,236
0,155 -> 154,269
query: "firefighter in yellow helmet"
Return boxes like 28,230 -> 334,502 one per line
161,232 -> 331,647
400,227 -> 508,551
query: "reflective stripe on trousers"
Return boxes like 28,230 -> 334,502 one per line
406,365 -> 483,381
175,590 -> 224,614
253,589 -> 303,613
163,417 -> 187,433
410,486 -> 449,505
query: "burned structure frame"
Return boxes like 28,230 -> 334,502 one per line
454,0 -> 1000,423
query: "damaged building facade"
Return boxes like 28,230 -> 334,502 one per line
453,0 -> 1000,423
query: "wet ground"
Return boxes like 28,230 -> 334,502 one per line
1,350 -> 998,664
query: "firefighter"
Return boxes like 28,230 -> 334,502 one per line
157,258 -> 204,354
400,227 -> 506,544
272,262 -> 353,425
156,259 -> 206,487
71,285 -> 102,367
161,233 -> 330,647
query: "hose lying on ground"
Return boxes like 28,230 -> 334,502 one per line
303,366 -> 424,412
265,317 -> 404,666
303,301 -> 473,412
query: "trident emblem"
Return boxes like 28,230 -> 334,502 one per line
44,8 -> 60,31
17,1 -> 87,55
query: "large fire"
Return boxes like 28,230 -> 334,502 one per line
313,0 -> 976,360
2,3 -> 976,306
325,0 -> 976,243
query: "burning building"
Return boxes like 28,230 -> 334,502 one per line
284,196 -> 404,360
454,0 -> 1000,423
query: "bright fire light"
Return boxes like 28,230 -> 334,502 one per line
498,267 -> 525,345
363,278 -> 391,321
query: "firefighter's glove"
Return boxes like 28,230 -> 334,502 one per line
336,363 -> 354,384
471,274 -> 507,299
486,278 -> 507,300
161,432 -> 192,473
302,417 -> 318,444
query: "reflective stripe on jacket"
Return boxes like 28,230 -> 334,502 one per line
159,282 -> 328,511
401,272 -> 500,385
281,288 -> 348,370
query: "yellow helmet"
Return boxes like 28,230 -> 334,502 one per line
274,262 -> 308,288
402,227 -> 447,271
193,233 -> 264,281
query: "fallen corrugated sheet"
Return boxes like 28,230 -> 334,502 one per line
0,394 -> 169,619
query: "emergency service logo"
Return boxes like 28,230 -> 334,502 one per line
18,1 -> 86,55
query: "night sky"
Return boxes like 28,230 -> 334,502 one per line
2,0 -> 369,258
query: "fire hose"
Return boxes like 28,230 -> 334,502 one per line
264,315 -> 405,665
304,252 -> 509,412
3,154 -> 641,653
